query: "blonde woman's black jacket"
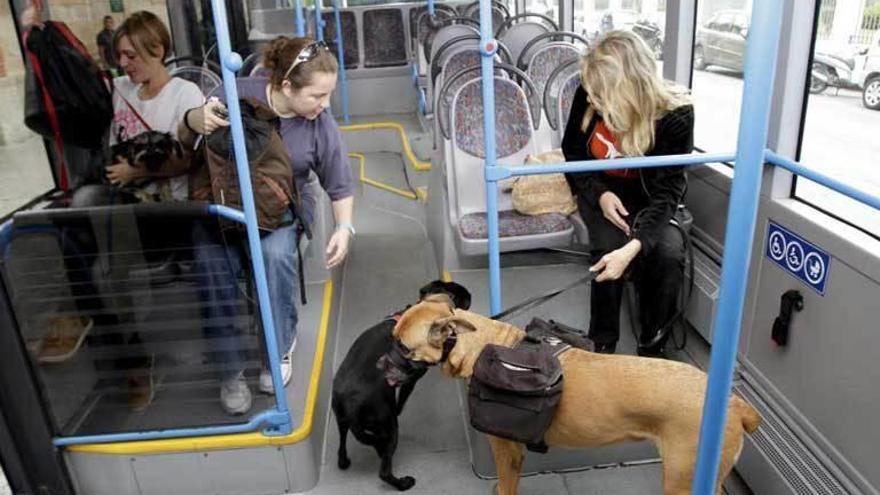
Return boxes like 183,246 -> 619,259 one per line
561,85 -> 694,253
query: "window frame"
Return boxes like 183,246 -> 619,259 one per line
790,0 -> 880,240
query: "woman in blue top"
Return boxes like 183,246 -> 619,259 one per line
184,37 -> 355,414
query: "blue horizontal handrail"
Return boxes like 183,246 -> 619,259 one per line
53,410 -> 287,447
766,151 -> 880,212
485,152 -> 736,181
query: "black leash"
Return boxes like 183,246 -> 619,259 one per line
491,272 -> 596,322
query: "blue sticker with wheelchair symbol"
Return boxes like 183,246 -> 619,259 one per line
766,222 -> 830,295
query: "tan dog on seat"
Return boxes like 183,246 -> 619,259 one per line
390,295 -> 761,495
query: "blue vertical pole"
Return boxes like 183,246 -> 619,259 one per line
209,0 -> 291,432
294,0 -> 305,36
332,0 -> 350,124
691,1 -> 783,492
315,0 -> 325,41
427,0 -> 435,16
479,0 -> 501,316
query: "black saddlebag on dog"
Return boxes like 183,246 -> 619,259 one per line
468,342 -> 567,453
524,317 -> 590,350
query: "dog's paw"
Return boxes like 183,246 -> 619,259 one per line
395,476 -> 415,491
337,455 -> 351,470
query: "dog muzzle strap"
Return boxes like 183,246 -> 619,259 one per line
440,334 -> 457,363
380,334 -> 458,385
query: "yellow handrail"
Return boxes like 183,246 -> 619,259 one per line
350,152 -> 425,201
340,122 -> 431,171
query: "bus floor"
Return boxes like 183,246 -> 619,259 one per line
302,148 -> 752,494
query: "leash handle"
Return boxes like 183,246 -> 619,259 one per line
491,272 -> 595,321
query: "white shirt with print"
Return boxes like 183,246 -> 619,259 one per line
111,76 -> 204,201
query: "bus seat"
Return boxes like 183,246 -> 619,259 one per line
523,42 -> 581,152
542,58 -> 581,148
419,25 -> 479,115
410,5 -> 458,55
461,0 -> 509,31
436,64 -> 510,168
426,22 -> 479,64
449,77 -> 573,255
433,46 -> 503,121
499,22 -> 551,70
525,42 -> 581,102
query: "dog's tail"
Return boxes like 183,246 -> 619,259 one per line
734,396 -> 762,434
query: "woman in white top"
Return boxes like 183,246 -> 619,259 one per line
101,11 -> 204,202
20,7 -> 203,200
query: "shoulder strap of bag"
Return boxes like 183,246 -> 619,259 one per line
114,86 -> 153,132
23,28 -> 68,191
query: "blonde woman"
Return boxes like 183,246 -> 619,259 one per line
562,30 -> 694,357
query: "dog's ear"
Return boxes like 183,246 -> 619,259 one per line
421,293 -> 454,313
427,316 -> 477,347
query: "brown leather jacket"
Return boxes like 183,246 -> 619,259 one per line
179,98 -> 300,231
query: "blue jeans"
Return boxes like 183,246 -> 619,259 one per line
194,223 -> 299,378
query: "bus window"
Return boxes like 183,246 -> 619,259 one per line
573,0 -> 665,72
0,3 -> 54,217
797,0 -> 880,236
691,1 -> 747,155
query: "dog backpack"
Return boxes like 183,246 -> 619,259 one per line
468,341 -> 567,453
524,317 -> 590,351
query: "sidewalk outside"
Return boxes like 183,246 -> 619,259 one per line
0,73 -> 53,218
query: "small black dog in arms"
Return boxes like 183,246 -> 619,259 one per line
332,280 -> 471,491
109,130 -> 183,202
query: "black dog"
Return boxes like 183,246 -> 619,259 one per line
111,129 -> 183,173
107,130 -> 184,202
332,280 -> 471,491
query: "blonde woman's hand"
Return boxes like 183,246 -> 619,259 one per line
590,240 -> 641,282
598,191 -> 631,236
325,229 -> 352,269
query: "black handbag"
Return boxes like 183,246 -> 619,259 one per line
468,342 -> 567,453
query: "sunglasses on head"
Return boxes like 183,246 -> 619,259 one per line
283,40 -> 329,80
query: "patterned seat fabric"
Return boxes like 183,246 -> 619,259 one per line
323,11 -> 359,69
364,10 -> 407,68
459,211 -> 571,239
557,74 -> 582,134
453,78 -> 532,159
527,43 -> 580,101
435,46 -> 481,86
438,67 -> 508,139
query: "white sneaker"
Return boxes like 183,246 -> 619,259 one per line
259,339 -> 295,394
220,372 -> 253,415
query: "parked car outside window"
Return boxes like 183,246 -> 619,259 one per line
694,10 -> 749,72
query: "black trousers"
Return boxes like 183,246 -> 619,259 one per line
577,178 -> 685,347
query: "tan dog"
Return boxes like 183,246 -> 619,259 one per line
390,295 -> 761,495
